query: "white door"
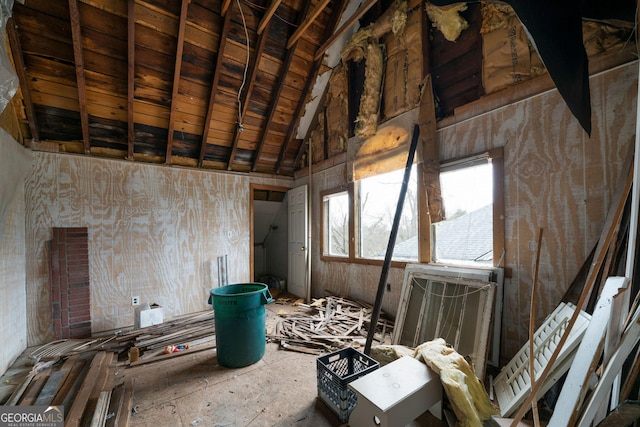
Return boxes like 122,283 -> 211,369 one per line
287,185 -> 308,299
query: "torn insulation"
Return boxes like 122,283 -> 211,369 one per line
355,43 -> 384,138
425,3 -> 469,42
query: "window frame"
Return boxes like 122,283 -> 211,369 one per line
431,148 -> 505,268
319,147 -> 504,268
354,164 -> 419,262
321,187 -> 351,260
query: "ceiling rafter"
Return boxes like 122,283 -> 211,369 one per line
221,0 -> 232,16
198,3 -> 235,167
286,0 -> 332,49
127,0 -> 135,160
68,0 -> 91,155
257,0 -> 283,35
314,0 -> 377,61
251,0 -> 314,172
6,17 -> 40,144
165,0 -> 191,165
227,20 -> 272,171
283,0 -> 348,173
277,58 -> 323,174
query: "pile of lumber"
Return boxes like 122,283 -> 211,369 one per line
3,310 -> 216,426
5,350 -> 130,427
109,310 -> 216,363
268,295 -> 394,355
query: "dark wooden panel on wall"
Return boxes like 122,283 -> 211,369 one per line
49,227 -> 91,340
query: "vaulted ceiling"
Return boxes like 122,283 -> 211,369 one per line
8,0 -> 350,176
5,0 -> 637,177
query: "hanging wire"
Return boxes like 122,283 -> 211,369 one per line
235,0 -> 251,132
242,0 -> 300,28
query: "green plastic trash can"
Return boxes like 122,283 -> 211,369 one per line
208,283 -> 274,368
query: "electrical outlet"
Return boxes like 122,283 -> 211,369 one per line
132,296 -> 140,306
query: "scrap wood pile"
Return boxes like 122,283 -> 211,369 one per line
109,310 -> 216,363
268,294 -> 394,355
2,310 -> 216,426
5,350 -> 130,427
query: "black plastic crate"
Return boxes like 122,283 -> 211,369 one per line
316,347 -> 379,422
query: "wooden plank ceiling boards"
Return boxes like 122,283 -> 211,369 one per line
9,0 -> 342,176
9,0 -> 634,176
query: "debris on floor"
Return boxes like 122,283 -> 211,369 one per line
415,338 -> 496,427
267,294 -> 394,355
1,310 -> 216,426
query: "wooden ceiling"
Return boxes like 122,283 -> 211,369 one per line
6,1 -> 635,177
7,0 -> 352,176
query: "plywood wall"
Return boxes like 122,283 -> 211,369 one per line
438,61 -> 637,360
305,61 -> 638,361
0,188 -> 26,375
24,153 -> 292,346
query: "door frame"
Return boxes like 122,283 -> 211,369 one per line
250,184 -> 291,282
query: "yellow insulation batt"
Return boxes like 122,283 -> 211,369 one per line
415,338 -> 497,427
341,26 -> 372,63
371,0 -> 408,39
355,43 -> 384,138
325,63 -> 348,157
425,3 -> 468,42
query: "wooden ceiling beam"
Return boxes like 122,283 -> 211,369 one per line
251,0 -> 314,172
6,17 -> 40,144
287,0 -> 348,172
198,4 -> 234,167
68,0 -> 91,155
127,0 -> 135,160
314,0 -> 377,61
165,0 -> 191,165
257,0 -> 283,35
278,59 -> 322,174
227,21 -> 271,171
286,0 -> 332,49
221,0 -> 232,16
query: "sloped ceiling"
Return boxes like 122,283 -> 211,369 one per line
4,0 -> 637,178
8,0 -> 347,176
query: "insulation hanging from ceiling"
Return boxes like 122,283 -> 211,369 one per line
480,3 -> 534,94
425,3 -> 469,42
383,4 -> 423,120
371,0 -> 408,38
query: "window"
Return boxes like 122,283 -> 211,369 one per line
432,156 -> 495,266
319,148 -> 504,267
356,165 -> 418,261
322,190 -> 349,257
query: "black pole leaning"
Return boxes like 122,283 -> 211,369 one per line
364,123 -> 420,355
